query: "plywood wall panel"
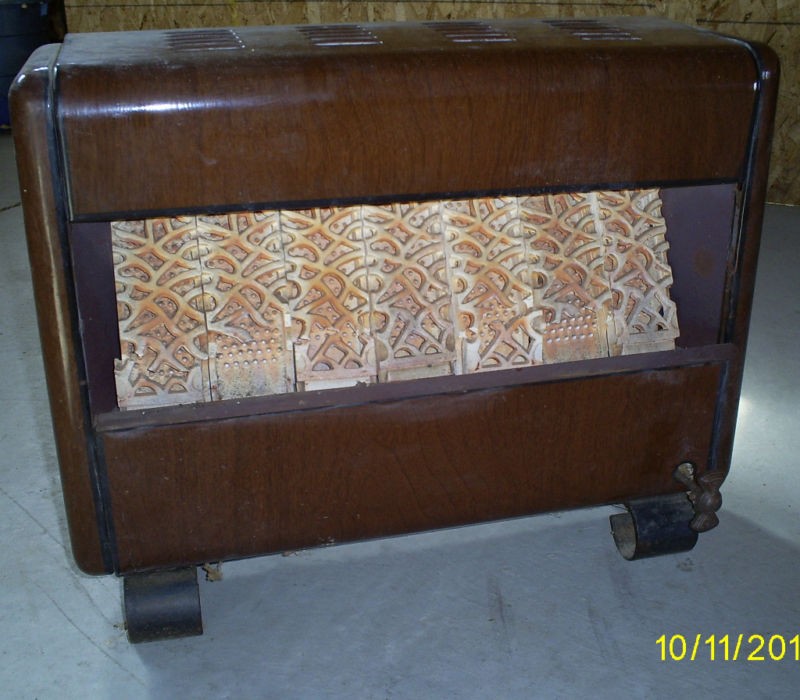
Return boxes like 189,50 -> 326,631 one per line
63,1 -> 798,204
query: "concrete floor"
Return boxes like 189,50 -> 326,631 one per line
0,130 -> 798,698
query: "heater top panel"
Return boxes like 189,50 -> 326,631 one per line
47,17 -> 761,218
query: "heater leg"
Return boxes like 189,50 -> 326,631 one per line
123,567 -> 203,643
610,493 -> 699,560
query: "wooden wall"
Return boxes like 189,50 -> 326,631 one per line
64,1 -> 798,205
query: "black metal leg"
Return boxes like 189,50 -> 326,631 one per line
123,567 -> 203,643
610,493 -> 699,560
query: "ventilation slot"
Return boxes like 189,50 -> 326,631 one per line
165,29 -> 245,51
426,21 -> 515,43
298,25 -> 382,47
544,20 -> 641,41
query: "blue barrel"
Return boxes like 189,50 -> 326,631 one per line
1,2 -> 50,128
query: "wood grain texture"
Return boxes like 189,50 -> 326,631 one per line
56,19 -> 757,217
9,47 -> 110,574
62,1 -> 796,205
102,364 -> 722,572
11,17 -> 776,575
710,41 -> 780,482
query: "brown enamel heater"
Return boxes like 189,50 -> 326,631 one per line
11,18 -> 778,641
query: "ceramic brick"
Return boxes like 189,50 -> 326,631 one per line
281,206 -> 377,390
112,217 -> 211,408
362,202 -> 455,381
444,197 -> 541,374
196,212 -> 293,399
111,188 -> 679,408
520,193 -> 612,363
593,189 -> 680,355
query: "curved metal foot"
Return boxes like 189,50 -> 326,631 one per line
610,493 -> 699,560
123,567 -> 203,643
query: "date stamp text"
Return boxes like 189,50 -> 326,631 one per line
657,634 -> 800,662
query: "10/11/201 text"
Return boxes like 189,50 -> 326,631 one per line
657,634 -> 800,661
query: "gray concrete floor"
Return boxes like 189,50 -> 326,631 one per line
0,130 -> 798,698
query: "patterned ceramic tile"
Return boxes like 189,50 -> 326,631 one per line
111,188 -> 679,409
520,192 -> 612,363
592,189 -> 680,355
196,212 -> 293,399
444,197 -> 540,374
362,202 -> 455,381
281,207 -> 377,390
112,217 -> 211,408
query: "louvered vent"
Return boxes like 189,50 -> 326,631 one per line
544,20 -> 641,41
165,29 -> 245,51
298,24 -> 382,47
426,21 -> 515,43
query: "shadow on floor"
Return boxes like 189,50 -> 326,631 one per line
128,508 -> 800,698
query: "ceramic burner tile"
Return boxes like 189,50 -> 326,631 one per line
196,212 -> 293,398
594,189 -> 680,355
112,217 -> 211,408
111,189 -> 679,409
444,197 -> 540,374
362,202 -> 455,381
520,193 -> 611,363
281,207 -> 377,390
